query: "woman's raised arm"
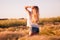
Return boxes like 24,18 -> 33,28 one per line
25,6 -> 31,13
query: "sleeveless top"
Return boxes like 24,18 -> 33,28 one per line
27,13 -> 39,28
27,13 -> 32,27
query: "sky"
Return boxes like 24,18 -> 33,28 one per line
0,0 -> 60,18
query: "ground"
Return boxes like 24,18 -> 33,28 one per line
0,32 -> 60,40
0,24 -> 60,40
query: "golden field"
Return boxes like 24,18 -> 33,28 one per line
0,16 -> 60,40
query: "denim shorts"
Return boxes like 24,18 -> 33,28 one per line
30,27 -> 39,33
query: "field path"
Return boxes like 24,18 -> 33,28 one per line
0,31 -> 24,40
20,35 -> 60,40
0,31 -> 60,40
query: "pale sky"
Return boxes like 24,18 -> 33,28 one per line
0,0 -> 60,18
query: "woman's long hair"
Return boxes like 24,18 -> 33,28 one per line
32,6 -> 39,23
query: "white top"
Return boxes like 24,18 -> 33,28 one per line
27,13 -> 32,27
27,13 -> 39,28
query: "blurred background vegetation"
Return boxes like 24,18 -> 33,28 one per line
0,16 -> 60,36
0,16 -> 60,28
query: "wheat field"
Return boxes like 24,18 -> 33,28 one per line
0,17 -> 60,40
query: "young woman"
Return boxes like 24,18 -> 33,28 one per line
25,6 -> 39,36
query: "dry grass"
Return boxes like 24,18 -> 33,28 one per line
0,17 -> 60,40
0,23 -> 60,40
